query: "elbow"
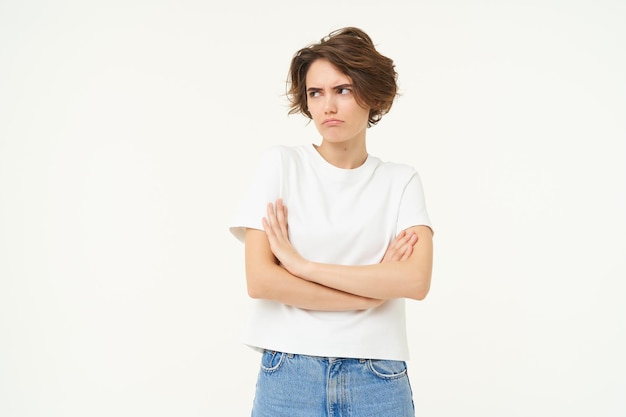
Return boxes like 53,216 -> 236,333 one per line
245,268 -> 272,299
247,284 -> 261,299
412,286 -> 430,301
246,276 -> 264,299
245,266 -> 261,298
407,272 -> 431,301
245,259 -> 283,300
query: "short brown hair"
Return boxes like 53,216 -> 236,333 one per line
287,27 -> 398,127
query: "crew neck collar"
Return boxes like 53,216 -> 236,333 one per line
305,143 -> 377,181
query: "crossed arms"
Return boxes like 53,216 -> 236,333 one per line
245,199 -> 433,311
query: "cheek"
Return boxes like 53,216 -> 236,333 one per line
307,103 -> 323,120
354,106 -> 370,124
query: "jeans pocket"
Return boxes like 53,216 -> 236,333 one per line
260,350 -> 287,373
366,359 -> 408,380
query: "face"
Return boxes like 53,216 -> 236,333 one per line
305,59 -> 371,145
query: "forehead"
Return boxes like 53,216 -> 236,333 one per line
305,59 -> 351,87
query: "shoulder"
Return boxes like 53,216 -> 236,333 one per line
260,144 -> 307,162
374,158 -> 419,181
251,145 -> 309,177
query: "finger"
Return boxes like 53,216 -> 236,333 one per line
387,233 -> 405,250
262,217 -> 274,239
276,199 -> 288,237
400,243 -> 413,261
390,232 -> 412,251
382,229 -> 422,263
389,231 -> 418,261
395,230 -> 412,244
401,233 -> 418,260
283,206 -> 289,236
390,240 -> 410,262
283,205 -> 289,233
391,230 -> 407,246
383,244 -> 405,262
266,202 -> 277,227
382,232 -> 406,262
266,202 -> 273,220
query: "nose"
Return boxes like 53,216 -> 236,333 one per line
323,94 -> 337,114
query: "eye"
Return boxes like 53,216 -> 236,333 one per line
338,87 -> 351,94
308,90 -> 321,98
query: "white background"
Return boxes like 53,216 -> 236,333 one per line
1,0 -> 625,415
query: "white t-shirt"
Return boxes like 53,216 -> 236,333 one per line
230,144 -> 432,360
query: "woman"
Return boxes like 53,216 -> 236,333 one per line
230,27 -> 433,417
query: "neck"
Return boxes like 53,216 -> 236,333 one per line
315,138 -> 368,169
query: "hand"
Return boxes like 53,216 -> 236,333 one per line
380,229 -> 418,263
262,199 -> 306,275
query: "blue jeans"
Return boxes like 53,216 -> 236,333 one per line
251,350 -> 415,417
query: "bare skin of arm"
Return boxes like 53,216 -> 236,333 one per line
244,220 -> 417,311
262,199 -> 433,301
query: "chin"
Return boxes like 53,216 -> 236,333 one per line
322,136 -> 351,144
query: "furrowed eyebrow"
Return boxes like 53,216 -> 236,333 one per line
306,84 -> 353,93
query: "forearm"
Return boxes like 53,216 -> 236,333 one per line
299,260 -> 429,300
295,226 -> 433,300
246,262 -> 383,311
263,201 -> 433,302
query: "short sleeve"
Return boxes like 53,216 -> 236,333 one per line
229,147 -> 283,243
396,170 -> 433,235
